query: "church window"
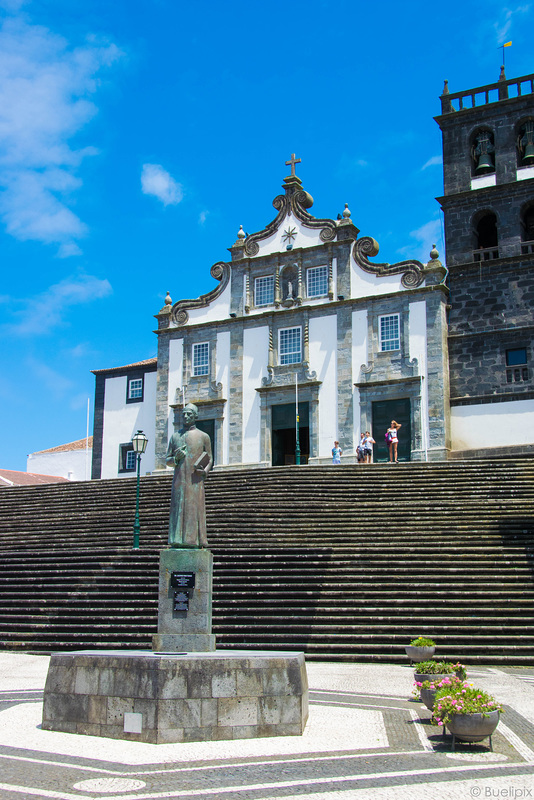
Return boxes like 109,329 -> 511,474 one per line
506,348 -> 529,383
192,342 -> 209,376
254,276 -> 274,307
473,213 -> 499,261
279,327 -> 302,365
379,314 -> 400,352
126,376 -> 144,403
307,265 -> 328,297
119,443 -> 136,473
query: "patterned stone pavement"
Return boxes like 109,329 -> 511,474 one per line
0,654 -> 533,800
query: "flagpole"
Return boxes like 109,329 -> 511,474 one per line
499,41 -> 512,69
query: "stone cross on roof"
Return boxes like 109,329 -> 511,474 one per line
285,153 -> 301,177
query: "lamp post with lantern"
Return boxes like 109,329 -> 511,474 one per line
131,430 -> 148,549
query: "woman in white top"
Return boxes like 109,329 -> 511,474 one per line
386,420 -> 401,463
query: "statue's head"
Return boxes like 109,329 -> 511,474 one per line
182,403 -> 198,426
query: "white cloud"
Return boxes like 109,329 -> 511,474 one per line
421,155 -> 443,170
494,5 -> 531,42
198,210 -> 209,225
0,15 -> 121,252
0,0 -> 27,11
27,357 -> 73,396
396,219 -> 443,264
3,273 -> 113,336
141,163 -> 183,206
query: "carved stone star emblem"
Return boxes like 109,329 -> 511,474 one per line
282,226 -> 297,244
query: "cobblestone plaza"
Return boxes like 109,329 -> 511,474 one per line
1,653 -> 533,799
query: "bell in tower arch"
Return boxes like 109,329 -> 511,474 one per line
519,121 -> 534,167
472,130 -> 495,175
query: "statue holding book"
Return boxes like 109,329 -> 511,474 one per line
166,403 -> 213,548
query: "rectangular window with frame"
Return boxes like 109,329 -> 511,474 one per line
279,326 -> 302,365
379,314 -> 400,352
119,443 -> 136,473
307,265 -> 328,297
126,376 -> 144,403
254,275 -> 274,307
193,342 -> 210,376
506,347 -> 529,383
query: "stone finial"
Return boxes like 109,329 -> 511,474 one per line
429,244 -> 439,261
237,225 -> 246,240
165,291 -> 172,306
442,79 -> 449,95
498,65 -> 507,82
342,203 -> 351,219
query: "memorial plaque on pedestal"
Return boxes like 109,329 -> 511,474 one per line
152,548 -> 215,652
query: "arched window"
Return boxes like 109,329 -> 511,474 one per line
521,206 -> 534,254
473,213 -> 499,262
471,130 -> 495,176
517,120 -> 534,168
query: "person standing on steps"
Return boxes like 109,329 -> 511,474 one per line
386,421 -> 401,463
332,440 -> 342,465
357,433 -> 365,463
363,431 -> 376,464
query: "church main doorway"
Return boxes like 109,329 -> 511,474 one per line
196,419 -> 216,463
371,399 -> 411,462
271,402 -> 309,466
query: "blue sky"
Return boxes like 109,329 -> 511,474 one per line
1,0 -> 533,472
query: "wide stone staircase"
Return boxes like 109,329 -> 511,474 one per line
0,459 -> 533,663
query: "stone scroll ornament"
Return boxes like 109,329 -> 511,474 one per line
353,237 -> 425,288
244,191 -> 337,257
171,262 -> 230,327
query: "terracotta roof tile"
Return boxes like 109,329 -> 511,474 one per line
0,469 -> 71,487
91,357 -> 157,375
32,437 -> 93,455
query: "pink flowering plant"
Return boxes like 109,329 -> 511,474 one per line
432,683 -> 504,727
413,674 -> 463,699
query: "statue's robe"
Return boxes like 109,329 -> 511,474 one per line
166,425 -> 212,548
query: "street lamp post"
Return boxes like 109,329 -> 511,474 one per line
131,430 -> 148,549
295,373 -> 301,466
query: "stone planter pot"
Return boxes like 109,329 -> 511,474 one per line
405,645 -> 435,662
447,711 -> 500,750
420,686 -> 437,711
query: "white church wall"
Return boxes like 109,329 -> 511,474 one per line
27,449 -> 91,482
350,258 -> 405,299
216,330 -> 231,465
101,373 -> 156,478
408,300 -> 429,453
178,281 -> 231,326
168,338 -> 184,436
352,308 -> 368,442
309,314 -> 337,458
451,399 -> 534,451
242,326 -> 269,463
254,214 -> 322,258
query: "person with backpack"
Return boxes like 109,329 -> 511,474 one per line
386,420 -> 402,463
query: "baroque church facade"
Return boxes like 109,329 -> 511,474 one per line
91,69 -> 534,479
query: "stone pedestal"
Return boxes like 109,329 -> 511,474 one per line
152,548 -> 215,653
42,650 -> 308,743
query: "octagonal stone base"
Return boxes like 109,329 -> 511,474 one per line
42,650 -> 308,744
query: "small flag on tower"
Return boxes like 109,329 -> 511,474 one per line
499,41 -> 512,67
